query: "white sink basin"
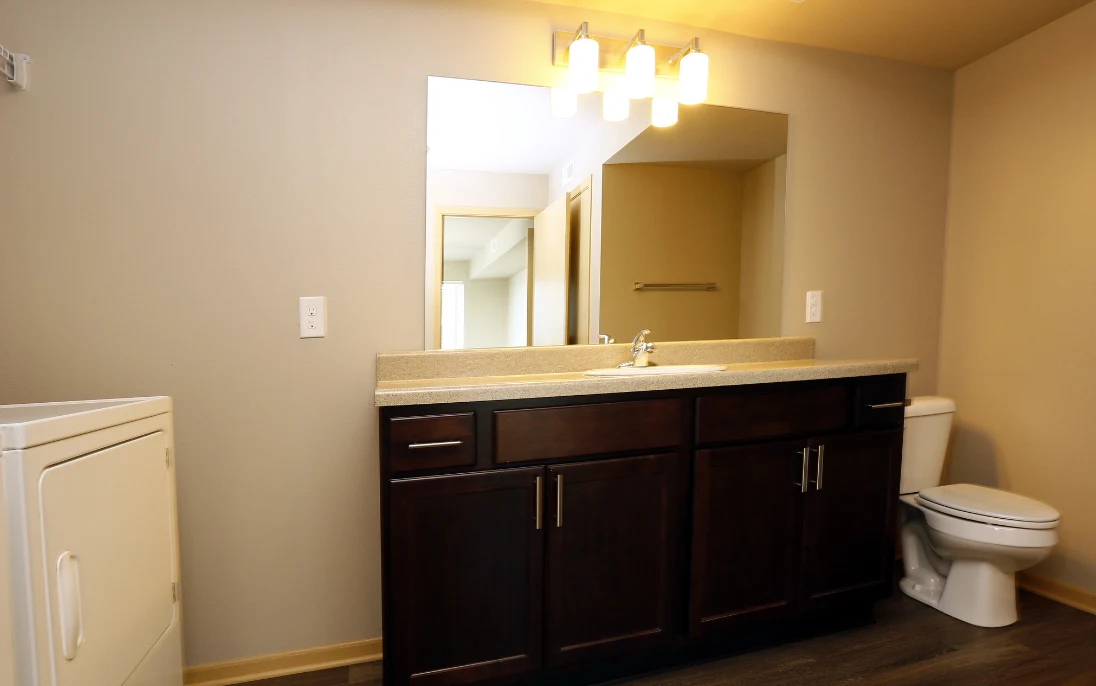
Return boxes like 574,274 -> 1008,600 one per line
585,364 -> 727,377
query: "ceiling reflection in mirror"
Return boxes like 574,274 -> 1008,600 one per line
425,76 -> 788,350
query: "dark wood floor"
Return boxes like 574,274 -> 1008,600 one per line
253,591 -> 1096,686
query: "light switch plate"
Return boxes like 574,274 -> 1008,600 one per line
299,296 -> 326,338
806,291 -> 822,323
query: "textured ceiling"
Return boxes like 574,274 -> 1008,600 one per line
523,0 -> 1092,69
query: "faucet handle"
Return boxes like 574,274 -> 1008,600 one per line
630,329 -> 652,349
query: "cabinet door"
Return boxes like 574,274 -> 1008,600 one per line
545,454 -> 681,666
799,431 -> 902,610
390,468 -> 544,686
689,441 -> 802,636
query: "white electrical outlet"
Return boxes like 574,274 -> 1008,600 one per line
806,291 -> 823,323
299,296 -> 326,338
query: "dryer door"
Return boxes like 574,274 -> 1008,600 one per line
39,432 -> 176,686
0,462 -> 15,686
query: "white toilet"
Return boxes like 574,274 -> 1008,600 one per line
899,397 -> 1059,627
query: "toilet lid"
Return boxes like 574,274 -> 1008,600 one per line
918,484 -> 1059,525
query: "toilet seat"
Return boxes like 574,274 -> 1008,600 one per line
902,495 -> 1059,548
917,484 -> 1059,530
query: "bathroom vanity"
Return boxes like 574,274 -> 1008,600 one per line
376,342 -> 915,686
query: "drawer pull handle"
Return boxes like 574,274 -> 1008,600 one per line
795,448 -> 809,493
868,401 -> 906,409
535,476 -> 543,530
556,474 -> 563,528
407,440 -> 463,450
811,445 -> 825,490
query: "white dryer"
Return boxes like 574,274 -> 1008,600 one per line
0,397 -> 183,686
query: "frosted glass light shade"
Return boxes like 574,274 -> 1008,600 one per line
652,96 -> 678,127
569,37 -> 600,95
625,43 -> 655,99
678,50 -> 709,105
551,87 -> 578,118
603,89 -> 629,122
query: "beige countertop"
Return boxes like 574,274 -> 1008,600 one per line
375,357 -> 918,407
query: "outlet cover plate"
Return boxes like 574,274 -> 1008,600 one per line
299,296 -> 326,338
806,291 -> 822,323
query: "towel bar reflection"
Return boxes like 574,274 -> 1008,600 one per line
633,282 -> 716,291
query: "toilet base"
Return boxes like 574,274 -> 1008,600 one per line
900,559 -> 1018,628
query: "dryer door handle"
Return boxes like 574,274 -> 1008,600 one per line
56,551 -> 85,661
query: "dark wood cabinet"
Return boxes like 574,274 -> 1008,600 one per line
696,384 -> 851,445
689,441 -> 802,635
799,431 -> 902,610
388,468 -> 544,685
494,399 -> 682,464
544,454 -> 681,665
381,374 -> 907,686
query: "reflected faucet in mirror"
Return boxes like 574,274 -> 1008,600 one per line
618,329 -> 655,368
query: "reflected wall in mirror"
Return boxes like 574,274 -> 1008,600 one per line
425,76 -> 788,350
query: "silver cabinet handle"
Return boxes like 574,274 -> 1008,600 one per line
407,440 -> 463,450
811,445 -> 825,490
868,401 -> 906,409
795,448 -> 809,493
535,476 -> 543,530
556,474 -> 563,527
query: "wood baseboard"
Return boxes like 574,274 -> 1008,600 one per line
1019,572 -> 1096,616
183,638 -> 383,686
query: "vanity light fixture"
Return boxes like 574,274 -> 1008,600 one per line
603,87 -> 629,122
550,86 -> 578,118
623,30 -> 655,99
652,96 -> 678,127
551,25 -> 710,126
568,22 -> 600,95
671,38 -> 709,105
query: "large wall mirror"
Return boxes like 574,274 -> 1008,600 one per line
425,76 -> 788,350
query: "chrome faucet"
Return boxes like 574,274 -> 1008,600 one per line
618,329 -> 655,368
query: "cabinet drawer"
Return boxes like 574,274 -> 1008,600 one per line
494,399 -> 682,464
696,384 -> 851,445
389,413 -> 476,472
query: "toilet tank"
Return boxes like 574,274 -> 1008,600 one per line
900,396 -> 956,495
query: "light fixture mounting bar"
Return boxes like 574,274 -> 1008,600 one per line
623,29 -> 646,54
552,29 -> 685,76
669,37 -> 700,66
571,21 -> 589,45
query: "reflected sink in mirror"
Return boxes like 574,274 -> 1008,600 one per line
585,364 -> 728,377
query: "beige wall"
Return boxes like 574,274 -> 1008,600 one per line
939,2 -> 1096,594
738,156 -> 787,339
601,164 -> 743,342
507,269 -> 529,347
0,0 -> 951,667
